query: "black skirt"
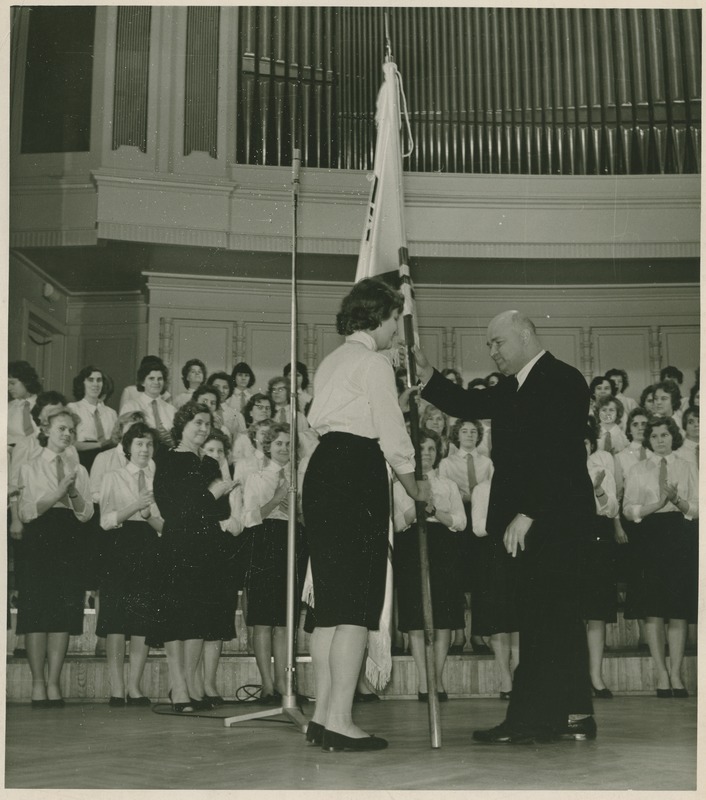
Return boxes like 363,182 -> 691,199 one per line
394,521 -> 465,631
16,507 -> 86,635
579,516 -> 618,623
469,534 -> 520,636
303,432 -> 390,630
96,520 -> 159,637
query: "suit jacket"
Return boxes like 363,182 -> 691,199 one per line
422,352 -> 594,538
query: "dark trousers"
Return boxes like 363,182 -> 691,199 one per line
504,517 -> 593,732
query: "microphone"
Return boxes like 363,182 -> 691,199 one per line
292,149 -> 301,195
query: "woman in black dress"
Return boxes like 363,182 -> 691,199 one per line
98,422 -> 163,705
17,406 -> 93,706
303,278 -> 429,752
151,402 -> 237,712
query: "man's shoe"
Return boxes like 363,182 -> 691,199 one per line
555,716 -> 597,741
472,722 -> 539,744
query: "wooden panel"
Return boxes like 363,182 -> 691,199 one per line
172,320 -> 233,379
315,325 -> 343,366
244,322 -> 308,389
660,326 -> 700,383
79,333 -> 137,411
454,328 -> 493,384
417,327 -> 445,373
592,327 -> 652,400
536,327 -> 581,371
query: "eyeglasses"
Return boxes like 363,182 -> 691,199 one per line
253,403 -> 271,410
272,386 -> 288,392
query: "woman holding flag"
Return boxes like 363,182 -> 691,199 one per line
302,278 -> 430,752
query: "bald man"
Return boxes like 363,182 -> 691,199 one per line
416,311 -> 595,744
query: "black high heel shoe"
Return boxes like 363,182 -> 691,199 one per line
168,690 -> 195,713
305,720 -> 325,745
655,688 -> 673,698
591,686 -> 613,699
321,729 -> 388,752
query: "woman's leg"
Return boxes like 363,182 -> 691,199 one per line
126,636 -> 149,698
203,640 -> 223,698
45,632 -> 69,700
164,640 -> 189,703
272,626 -> 287,696
666,618 -> 688,690
253,625 -> 275,696
325,624 -> 369,737
586,620 -> 608,690
25,632 -> 48,701
408,630 -> 427,692
644,616 -> 670,690
106,633 -> 126,698
184,638 -> 205,699
490,632 -> 513,693
310,626 -> 335,725
434,629 -> 451,693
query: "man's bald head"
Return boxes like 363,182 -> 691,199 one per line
486,311 -> 543,376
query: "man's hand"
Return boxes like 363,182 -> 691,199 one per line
412,346 -> 434,385
503,513 -> 533,557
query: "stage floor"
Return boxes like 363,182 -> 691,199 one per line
4,696 -> 698,791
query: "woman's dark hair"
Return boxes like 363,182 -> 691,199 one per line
283,360 -> 310,390
137,361 -> 168,390
267,376 -> 291,404
121,422 -> 158,460
420,429 -> 443,469
231,361 -> 256,388
640,384 -> 656,409
72,365 -> 113,402
485,371 -> 506,386
204,427 -> 232,457
449,418 -> 484,449
605,368 -> 629,392
8,361 -> 42,396
467,378 -> 487,391
589,376 -> 615,399
596,394 -> 625,424
584,418 -> 599,454
248,419 -> 274,447
192,383 -> 221,410
689,383 -> 699,408
625,407 -> 649,442
441,368 -> 463,386
207,371 -> 234,399
660,365 -> 684,385
262,422 -> 291,458
243,393 -> 274,425
682,406 -> 699,428
644,416 -> 683,451
171,401 -> 213,445
335,278 -> 404,336
181,358 -> 207,389
31,391 -> 68,426
653,380 -> 682,413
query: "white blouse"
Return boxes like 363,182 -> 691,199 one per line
675,439 -> 698,467
119,384 -> 172,412
90,446 -> 156,504
121,393 -> 176,432
7,396 -> 38,446
18,448 -> 93,523
67,398 -> 118,442
439,448 -> 494,497
597,425 -> 629,455
614,443 -> 655,498
587,452 -> 619,518
9,436 -> 79,495
392,470 -> 466,533
623,453 -> 698,523
307,331 -> 415,476
99,462 -> 162,530
243,460 -> 292,527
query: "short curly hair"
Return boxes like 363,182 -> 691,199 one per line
267,376 -> 291,404
192,383 -> 221,410
605,368 -> 629,392
207,372 -> 234,400
596,394 -> 625,424
247,419 -> 274,448
681,406 -> 699,428
137,361 -> 168,391
230,361 -> 256,388
204,427 -> 232,457
653,380 -> 682,413
8,361 -> 42,396
181,358 -> 207,389
419,429 -> 444,469
640,384 -> 656,409
448,418 -> 484,449
243,393 -> 274,425
625,407 -> 649,442
643,415 -> 683,451
171,401 -> 213,445
262,422 -> 291,458
31,391 -> 68,426
72,365 -> 113,402
111,410 -> 147,444
121,422 -> 158,460
283,361 -> 310,390
38,407 -> 80,447
660,365 -> 684,385
335,278 -> 404,336
589,376 -> 615,399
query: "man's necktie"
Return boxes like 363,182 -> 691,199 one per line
22,401 -> 34,436
466,452 -> 477,496
94,407 -> 106,442
56,455 -> 70,507
138,468 -> 151,519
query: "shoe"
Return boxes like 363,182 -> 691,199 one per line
31,699 -> 50,709
203,694 -> 224,707
46,698 -> 65,708
168,690 -> 195,713
189,697 -> 215,711
126,695 -> 151,707
258,690 -> 282,706
322,729 -> 388,752
471,643 -> 492,656
447,644 -> 465,655
656,688 -> 673,698
305,720 -> 325,746
472,722 -> 544,744
13,648 -> 27,658
499,691 -> 512,701
417,692 -> 428,702
555,716 -> 597,741
438,691 -> 448,702
672,688 -> 689,698
108,696 -> 126,707
353,691 -> 380,703
591,686 -> 613,699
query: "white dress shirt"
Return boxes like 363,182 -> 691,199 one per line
439,448 -> 493,497
119,384 -> 172,412
99,461 -> 162,530
18,448 -> 93,523
90,446 -> 156,504
9,436 -> 79,495
675,438 -> 698,467
7,396 -> 38,446
587,451 -> 619,518
515,350 -> 547,389
623,453 -> 698,523
121,392 -> 176,432
243,460 -> 292,527
392,470 -> 466,533
614,442 -> 655,499
307,331 -> 415,476
67,398 -> 118,442
597,424 -> 629,455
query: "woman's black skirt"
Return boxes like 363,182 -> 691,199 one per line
96,520 -> 159,637
16,507 -> 86,635
394,521 -> 465,631
303,432 -> 390,630
579,516 -> 618,623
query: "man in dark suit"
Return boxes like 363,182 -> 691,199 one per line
415,310 -> 595,744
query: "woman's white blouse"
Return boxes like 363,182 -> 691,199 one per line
67,399 -> 118,442
614,443 -> 655,498
244,460 -> 291,526
392,470 -> 466,532
89,446 -> 128,503
7,396 -> 38,446
18,448 -> 93,523
676,439 -> 698,466
99,462 -> 162,530
307,331 -> 415,476
121,393 -> 176,431
587,452 -> 619,518
597,425 -> 629,455
439,448 -> 494,495
623,453 -> 698,522
9,436 -> 79,495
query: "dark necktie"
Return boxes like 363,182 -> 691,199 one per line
22,401 -> 34,436
94,407 -> 105,442
138,468 -> 151,519
659,457 -> 668,495
604,431 -> 613,454
55,455 -> 70,507
151,399 -> 164,431
277,407 -> 287,424
466,452 -> 477,496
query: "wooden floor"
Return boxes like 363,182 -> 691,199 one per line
4,695 -> 698,791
